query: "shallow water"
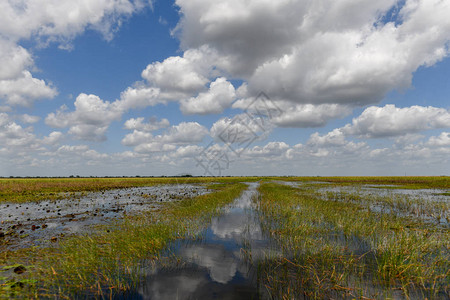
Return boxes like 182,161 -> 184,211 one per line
317,185 -> 449,226
123,182 -> 276,300
277,181 -> 449,226
0,184 -> 210,251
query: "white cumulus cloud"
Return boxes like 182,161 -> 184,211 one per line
342,105 -> 450,138
45,93 -> 122,141
172,0 -> 450,126
180,77 -> 236,115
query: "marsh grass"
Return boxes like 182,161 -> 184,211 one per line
1,177 -> 448,298
255,182 -> 449,298
0,182 -> 247,298
277,176 -> 450,189
319,188 -> 450,226
0,177 -> 256,203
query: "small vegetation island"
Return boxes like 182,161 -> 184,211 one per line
0,176 -> 448,298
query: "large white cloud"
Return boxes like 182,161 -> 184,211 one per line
342,105 -> 450,138
0,0 -> 152,108
113,46 -> 221,114
0,0 -> 151,43
174,0 -> 450,114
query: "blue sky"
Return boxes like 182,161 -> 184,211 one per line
0,0 -> 449,177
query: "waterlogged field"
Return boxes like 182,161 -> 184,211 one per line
0,176 -> 448,298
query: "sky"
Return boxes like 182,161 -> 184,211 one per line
0,0 -> 449,177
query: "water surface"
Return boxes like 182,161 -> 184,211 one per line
127,182 -> 275,299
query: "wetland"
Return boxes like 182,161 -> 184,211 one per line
0,176 -> 448,299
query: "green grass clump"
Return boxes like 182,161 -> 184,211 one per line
255,182 -> 449,299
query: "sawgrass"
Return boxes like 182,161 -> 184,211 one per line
255,182 -> 449,298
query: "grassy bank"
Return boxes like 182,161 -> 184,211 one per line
0,182 -> 248,298
0,177 -> 256,203
255,182 -> 449,299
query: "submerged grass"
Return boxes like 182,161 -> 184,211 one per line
0,182 -> 248,298
255,182 -> 449,299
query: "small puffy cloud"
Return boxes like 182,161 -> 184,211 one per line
42,131 -> 63,145
46,93 -> 122,141
141,46 -> 215,100
160,122 -> 209,144
123,117 -> 170,131
172,145 -> 204,158
72,93 -> 122,125
244,142 -> 290,158
0,113 -> 64,155
271,103 -> 352,128
307,129 -> 346,147
180,77 -> 236,115
123,121 -> 208,153
134,142 -> 177,153
210,114 -> 270,144
68,124 -> 109,142
0,71 -> 57,107
394,133 -> 424,145
116,86 -> 161,110
0,112 -> 9,127
56,144 -> 87,155
342,105 -> 450,138
55,144 -> 110,166
0,117 -> 37,148
122,130 -> 153,147
20,114 -> 41,124
0,40 -> 33,81
427,132 -> 450,147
